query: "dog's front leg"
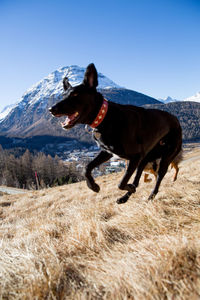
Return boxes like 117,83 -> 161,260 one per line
118,157 -> 141,192
117,157 -> 141,204
85,151 -> 112,192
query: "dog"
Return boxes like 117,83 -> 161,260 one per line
49,63 -> 182,204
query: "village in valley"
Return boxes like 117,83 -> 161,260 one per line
46,143 -> 126,177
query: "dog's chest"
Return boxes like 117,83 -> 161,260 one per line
93,131 -> 115,154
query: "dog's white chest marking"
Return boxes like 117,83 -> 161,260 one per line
93,131 -> 101,140
93,131 -> 115,154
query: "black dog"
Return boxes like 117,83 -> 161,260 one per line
49,63 -> 182,203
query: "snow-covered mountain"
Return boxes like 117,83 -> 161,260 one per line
184,92 -> 200,103
0,65 -> 159,138
158,96 -> 181,103
18,65 -> 122,108
0,65 -> 121,124
0,103 -> 17,121
159,92 -> 200,104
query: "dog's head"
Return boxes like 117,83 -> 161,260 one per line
49,63 -> 101,129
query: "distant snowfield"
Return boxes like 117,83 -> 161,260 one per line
159,91 -> 200,104
0,104 -> 16,121
184,91 -> 200,103
158,96 -> 180,103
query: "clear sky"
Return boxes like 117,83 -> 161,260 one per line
0,0 -> 200,111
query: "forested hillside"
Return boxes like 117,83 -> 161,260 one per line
144,101 -> 200,140
0,147 -> 82,189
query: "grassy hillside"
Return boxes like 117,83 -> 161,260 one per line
0,148 -> 200,299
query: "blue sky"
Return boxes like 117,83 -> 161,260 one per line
0,0 -> 200,110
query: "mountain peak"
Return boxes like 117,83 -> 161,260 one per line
0,65 -> 158,132
46,65 -> 121,88
21,65 -> 122,107
58,65 -> 122,89
0,65 -> 122,122
158,96 -> 180,103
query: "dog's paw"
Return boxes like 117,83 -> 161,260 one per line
87,181 -> 100,193
116,194 -> 130,204
148,193 -> 156,201
92,183 -> 100,193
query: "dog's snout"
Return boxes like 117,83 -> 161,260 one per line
49,106 -> 57,114
49,106 -> 56,114
49,105 -> 60,117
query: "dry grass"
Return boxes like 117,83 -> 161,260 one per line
0,148 -> 200,299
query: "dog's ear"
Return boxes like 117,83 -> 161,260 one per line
83,63 -> 98,88
63,76 -> 71,91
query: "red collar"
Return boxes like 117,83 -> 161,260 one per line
90,99 -> 108,128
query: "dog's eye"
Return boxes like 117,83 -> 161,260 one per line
72,93 -> 78,97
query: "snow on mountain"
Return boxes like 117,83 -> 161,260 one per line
26,65 -> 121,108
0,103 -> 16,122
0,65 -> 121,123
159,92 -> 200,104
158,96 -> 180,103
16,65 -> 121,108
184,92 -> 200,103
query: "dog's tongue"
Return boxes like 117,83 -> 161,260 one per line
61,112 -> 79,127
62,116 -> 71,127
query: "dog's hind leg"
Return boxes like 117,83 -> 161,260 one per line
171,162 -> 179,181
144,173 -> 151,182
132,157 -> 152,188
148,145 -> 181,200
148,159 -> 169,200
85,151 -> 112,192
148,127 -> 182,200
118,157 -> 155,204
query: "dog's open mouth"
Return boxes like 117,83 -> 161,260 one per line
61,112 -> 80,129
